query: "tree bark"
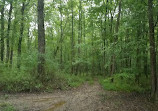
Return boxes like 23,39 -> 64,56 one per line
17,1 -> 25,68
71,0 -> 75,74
110,0 -> 122,76
59,0 -> 63,68
10,3 -> 18,66
148,0 -> 157,102
6,1 -> 13,64
135,29 -> 141,84
38,0 -> 45,78
1,0 -> 5,62
77,0 -> 82,74
27,27 -> 30,50
102,0 -> 108,74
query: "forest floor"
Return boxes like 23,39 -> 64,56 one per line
0,81 -> 158,111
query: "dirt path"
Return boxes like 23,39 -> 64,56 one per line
0,82 -> 158,111
0,82 -> 102,111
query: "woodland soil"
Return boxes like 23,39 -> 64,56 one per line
0,82 -> 158,111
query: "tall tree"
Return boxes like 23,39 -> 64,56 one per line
1,0 -> 5,62
17,1 -> 26,68
103,0 -> 109,74
6,1 -> 13,64
77,0 -> 82,73
148,0 -> 157,101
10,2 -> 18,66
110,0 -> 122,75
59,0 -> 63,68
71,0 -> 75,73
37,0 -> 45,78
17,0 -> 30,68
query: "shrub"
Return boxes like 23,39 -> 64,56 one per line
100,73 -> 150,92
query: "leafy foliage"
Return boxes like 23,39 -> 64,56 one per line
100,73 -> 150,92
0,0 -> 157,98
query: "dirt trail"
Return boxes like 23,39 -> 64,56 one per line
0,82 -> 103,111
0,82 -> 158,111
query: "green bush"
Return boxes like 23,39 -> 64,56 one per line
100,73 -> 150,92
0,64 -> 93,92
0,50 -> 94,93
0,69 -> 41,92
55,73 -> 94,88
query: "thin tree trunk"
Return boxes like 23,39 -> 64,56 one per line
135,29 -> 141,84
17,1 -> 25,68
27,27 -> 30,50
10,6 -> 18,66
37,0 -> 45,78
148,0 -> 157,102
6,1 -> 13,64
60,0 -> 63,68
143,33 -> 148,78
125,29 -> 129,68
100,17 -> 104,74
103,0 -> 108,74
78,0 -> 82,54
1,0 -> 5,62
71,0 -> 75,74
90,0 -> 94,74
110,0 -> 122,75
77,0 -> 83,74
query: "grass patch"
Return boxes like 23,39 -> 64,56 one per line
0,103 -> 15,111
99,73 -> 150,92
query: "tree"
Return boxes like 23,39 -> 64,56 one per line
1,0 -> 5,62
148,0 -> 157,102
59,0 -> 63,68
10,0 -> 18,66
77,0 -> 82,73
110,0 -> 122,75
6,0 -> 13,64
17,0 -> 26,68
71,0 -> 75,73
37,0 -> 45,78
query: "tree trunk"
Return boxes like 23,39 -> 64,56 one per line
10,5 -> 18,66
103,0 -> 108,74
27,27 -> 31,51
6,1 -> 13,64
1,0 -> 5,62
71,0 -> 75,74
148,0 -> 157,102
17,1 -> 25,68
77,0 -> 82,74
37,0 -> 45,78
135,29 -> 141,84
59,0 -> 63,68
110,0 -> 122,75
83,11 -> 87,73
143,32 -> 148,78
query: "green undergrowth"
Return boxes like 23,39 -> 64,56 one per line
0,67 -> 93,92
0,51 -> 94,93
57,73 -> 94,88
0,103 -> 15,111
99,73 -> 150,93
